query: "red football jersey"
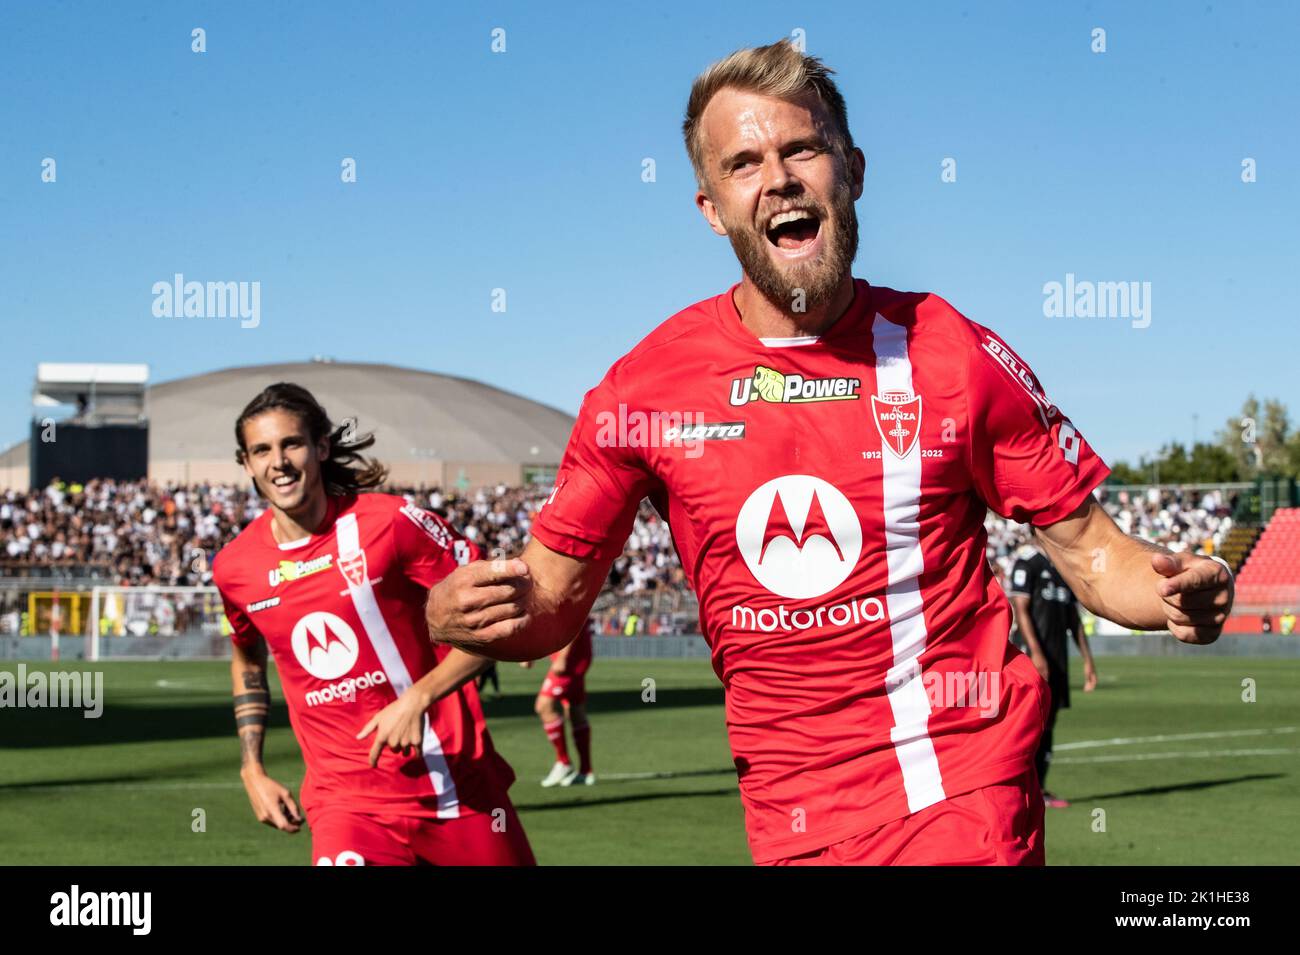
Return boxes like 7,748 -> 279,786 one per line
213,492 -> 514,821
531,280 -> 1109,862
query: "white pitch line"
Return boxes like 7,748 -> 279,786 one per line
598,770 -> 699,781
1055,747 -> 1300,765
14,744 -> 1297,795
9,742 -> 1299,795
10,770 -> 701,793
1055,726 -> 1297,751
1,780 -> 253,795
13,772 -> 719,793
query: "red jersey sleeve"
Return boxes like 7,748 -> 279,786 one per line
967,326 -> 1110,526
393,501 -> 482,588
531,376 -> 658,562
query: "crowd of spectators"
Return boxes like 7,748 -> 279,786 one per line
984,485 -> 1237,587
2,480 -> 1239,617
419,485 -> 686,597
0,479 -> 691,597
1,479 -> 259,585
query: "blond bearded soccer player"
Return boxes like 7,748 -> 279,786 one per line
214,384 -> 534,866
425,42 -> 1234,865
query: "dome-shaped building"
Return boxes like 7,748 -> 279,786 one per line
1,360 -> 575,490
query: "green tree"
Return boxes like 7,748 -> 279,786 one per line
1110,396 -> 1293,484
1108,460 -> 1147,484
1217,395 -> 1261,477
1188,442 -> 1240,482
1218,396 -> 1295,479
1110,442 -> 1241,485
1259,399 -> 1293,474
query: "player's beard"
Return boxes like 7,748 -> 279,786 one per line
724,173 -> 859,317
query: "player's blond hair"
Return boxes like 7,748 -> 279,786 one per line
682,39 -> 856,190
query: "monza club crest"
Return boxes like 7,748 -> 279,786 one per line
871,390 -> 922,459
338,551 -> 368,588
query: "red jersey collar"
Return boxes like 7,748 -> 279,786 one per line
715,277 -> 875,351
260,493 -> 346,550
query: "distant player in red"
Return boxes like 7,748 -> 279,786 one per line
425,42 -> 1233,865
213,383 -> 534,866
522,618 -> 595,787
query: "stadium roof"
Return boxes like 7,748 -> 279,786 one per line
149,360 -> 574,463
2,361 -> 576,488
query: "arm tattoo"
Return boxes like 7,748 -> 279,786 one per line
239,729 -> 264,767
236,671 -> 270,767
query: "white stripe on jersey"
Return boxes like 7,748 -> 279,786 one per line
872,312 -> 947,812
335,512 -> 459,818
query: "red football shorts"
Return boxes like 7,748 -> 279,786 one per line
540,658 -> 590,705
311,801 -> 536,866
766,768 -> 1045,866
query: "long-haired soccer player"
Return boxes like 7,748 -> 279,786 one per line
213,383 -> 534,865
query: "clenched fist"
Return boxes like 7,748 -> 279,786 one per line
426,558 -> 534,653
1151,552 -> 1233,645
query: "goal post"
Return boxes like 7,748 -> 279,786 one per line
86,585 -> 229,661
27,591 -> 83,660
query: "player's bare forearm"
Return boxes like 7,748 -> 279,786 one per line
1010,596 -> 1045,657
231,639 -> 270,775
1035,497 -> 1232,643
426,537 -> 612,662
1074,628 -> 1096,665
231,639 -> 302,832
415,648 -> 492,705
1035,500 -> 1172,628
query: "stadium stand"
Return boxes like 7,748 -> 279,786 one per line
0,479 -> 1290,639
985,485 -> 1239,583
1217,524 -> 1262,574
1232,507 -> 1300,611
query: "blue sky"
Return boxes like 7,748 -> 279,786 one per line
1,0 -> 1295,465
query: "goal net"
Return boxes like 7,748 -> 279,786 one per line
86,586 -> 230,661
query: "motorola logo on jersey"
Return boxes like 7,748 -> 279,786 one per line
735,475 -> 862,599
304,669 -> 388,707
290,611 -> 360,680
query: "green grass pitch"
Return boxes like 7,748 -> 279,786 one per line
1,656 -> 1296,865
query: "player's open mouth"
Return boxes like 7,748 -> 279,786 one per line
764,209 -> 822,258
270,474 -> 300,494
